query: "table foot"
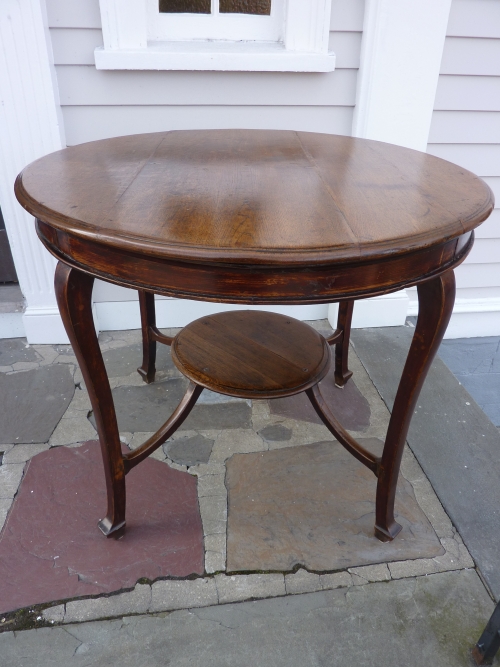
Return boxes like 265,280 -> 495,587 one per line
98,517 -> 126,539
375,270 -> 456,541
55,262 -> 127,537
374,521 -> 402,543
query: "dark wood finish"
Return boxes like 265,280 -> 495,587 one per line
138,291 -> 157,384
171,310 -> 331,399
54,262 -> 126,538
374,269 -> 456,541
15,130 -> 494,542
334,300 -> 354,387
16,131 -> 493,266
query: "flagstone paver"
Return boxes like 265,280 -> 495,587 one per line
225,440 -> 444,572
0,365 -> 75,444
0,338 -> 40,367
0,324 -> 487,632
0,442 -> 204,614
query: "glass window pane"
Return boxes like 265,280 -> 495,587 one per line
219,0 -> 271,15
159,0 -> 211,13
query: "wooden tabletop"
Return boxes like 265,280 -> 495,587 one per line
15,130 -> 494,267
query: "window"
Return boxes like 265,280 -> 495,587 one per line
150,0 -> 283,43
95,0 -> 336,72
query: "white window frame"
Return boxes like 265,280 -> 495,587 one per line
148,0 -> 284,42
95,0 -> 335,72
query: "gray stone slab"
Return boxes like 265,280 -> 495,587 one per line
164,433 -> 214,466
352,326 -> 500,600
452,373 -> 500,425
226,440 -> 443,572
0,338 -> 38,366
439,336 -> 500,375
93,379 -> 251,433
0,570 -> 496,667
101,343 -> 176,378
0,365 -> 75,444
258,424 -> 292,441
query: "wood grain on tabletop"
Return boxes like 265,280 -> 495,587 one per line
15,130 -> 494,265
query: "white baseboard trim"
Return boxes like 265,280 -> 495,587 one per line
327,291 -> 410,331
22,307 -> 69,344
408,297 -> 500,339
95,299 -> 329,331
0,312 -> 26,339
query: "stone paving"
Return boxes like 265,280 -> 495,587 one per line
0,321 -> 495,666
0,322 -> 474,623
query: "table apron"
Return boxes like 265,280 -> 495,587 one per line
38,221 -> 472,305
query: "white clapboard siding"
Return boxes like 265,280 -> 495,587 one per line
423,0 -> 500,337
429,111 -> 500,144
427,144 -> 500,177
465,239 -> 500,264
474,210 -> 500,239
50,28 -> 362,69
441,37 -> 500,76
46,0 -> 101,29
447,0 -> 500,39
55,67 -> 357,107
455,264 -> 500,289
62,105 -> 354,145
434,76 -> 500,111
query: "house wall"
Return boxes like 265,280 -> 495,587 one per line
407,0 -> 500,337
45,0 -> 365,329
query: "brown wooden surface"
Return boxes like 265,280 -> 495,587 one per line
16,130 -> 493,267
14,130 -> 494,543
171,310 -> 331,399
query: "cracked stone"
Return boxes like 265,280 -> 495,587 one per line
258,424 -> 292,442
216,573 -> 285,604
3,444 -> 49,465
0,365 -> 75,444
199,496 -> 227,526
285,569 -> 322,595
150,577 -> 218,612
319,571 -> 353,590
197,474 -> 226,498
42,604 -> 65,624
49,416 -> 97,447
210,429 -> 265,463
226,441 -> 443,572
64,584 -> 151,623
0,463 -> 25,499
0,442 -> 203,614
205,551 -> 226,573
164,434 -> 214,466
0,339 -> 39,366
348,563 -> 390,584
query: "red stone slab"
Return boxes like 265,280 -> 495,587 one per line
0,442 -> 204,614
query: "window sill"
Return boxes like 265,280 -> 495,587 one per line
94,41 -> 336,72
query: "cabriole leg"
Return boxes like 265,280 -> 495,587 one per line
335,300 -> 354,387
374,270 -> 456,541
138,290 -> 157,384
55,262 -> 126,538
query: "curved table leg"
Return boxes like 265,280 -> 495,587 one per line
374,270 -> 456,541
138,290 -> 157,384
334,300 -> 354,387
55,262 -> 126,538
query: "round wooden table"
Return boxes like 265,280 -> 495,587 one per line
15,130 -> 494,543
